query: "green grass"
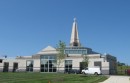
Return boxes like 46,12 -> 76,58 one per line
0,72 -> 108,83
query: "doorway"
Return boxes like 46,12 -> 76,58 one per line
13,63 -> 18,72
64,60 -> 72,73
3,62 -> 9,72
40,55 -> 57,72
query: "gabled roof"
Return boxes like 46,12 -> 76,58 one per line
37,46 -> 58,55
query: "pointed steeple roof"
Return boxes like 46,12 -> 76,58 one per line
70,18 -> 80,47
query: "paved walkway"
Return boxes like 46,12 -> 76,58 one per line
100,75 -> 130,83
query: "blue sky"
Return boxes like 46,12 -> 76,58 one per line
0,0 -> 130,65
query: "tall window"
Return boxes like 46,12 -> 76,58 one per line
26,60 -> 33,72
40,55 -> 57,72
65,60 -> 72,72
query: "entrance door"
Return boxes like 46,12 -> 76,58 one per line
40,55 -> 57,72
45,60 -> 53,72
13,63 -> 18,72
65,60 -> 72,73
3,62 -> 9,72
41,60 -> 56,72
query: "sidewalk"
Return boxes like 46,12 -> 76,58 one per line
100,75 -> 130,83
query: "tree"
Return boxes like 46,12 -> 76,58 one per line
81,54 -> 89,69
56,40 -> 66,72
117,61 -> 126,66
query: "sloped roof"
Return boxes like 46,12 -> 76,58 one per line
37,46 -> 58,55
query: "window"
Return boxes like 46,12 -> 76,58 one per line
82,50 -> 86,54
65,48 -> 88,54
40,55 -> 57,72
65,60 -> 72,73
94,61 -> 102,70
26,60 -> 33,72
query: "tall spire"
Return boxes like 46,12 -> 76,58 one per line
70,18 -> 80,47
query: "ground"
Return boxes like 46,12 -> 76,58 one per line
0,72 -> 107,83
100,75 -> 130,83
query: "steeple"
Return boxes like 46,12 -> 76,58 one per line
70,18 -> 80,47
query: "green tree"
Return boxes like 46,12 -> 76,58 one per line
117,61 -> 126,66
56,40 -> 66,72
81,54 -> 89,69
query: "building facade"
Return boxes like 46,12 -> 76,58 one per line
0,18 -> 117,74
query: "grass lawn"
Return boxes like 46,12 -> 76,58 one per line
0,72 -> 108,83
